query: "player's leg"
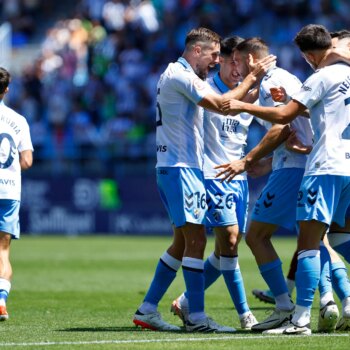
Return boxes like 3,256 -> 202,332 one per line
0,232 -> 12,321
252,249 -> 297,305
264,174 -> 350,335
324,234 -> 350,331
215,226 -> 257,329
0,199 -> 20,321
134,167 -> 191,331
328,208 -> 350,264
133,225 -> 183,331
246,220 -> 295,331
247,168 -> 305,331
171,238 -> 220,325
318,237 -> 339,332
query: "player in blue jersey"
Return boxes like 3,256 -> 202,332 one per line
0,67 -> 33,320
133,27 -> 276,332
219,24 -> 350,335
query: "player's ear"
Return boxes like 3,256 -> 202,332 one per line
193,44 -> 202,56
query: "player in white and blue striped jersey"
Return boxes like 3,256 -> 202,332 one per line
133,27 -> 276,333
219,24 -> 350,335
217,37 -> 314,333
171,36 -> 261,330
0,67 -> 33,321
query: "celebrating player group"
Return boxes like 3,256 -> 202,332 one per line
133,24 -> 350,335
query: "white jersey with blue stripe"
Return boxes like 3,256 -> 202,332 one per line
293,63 -> 350,176
203,73 -> 254,179
259,66 -> 313,170
0,101 -> 33,200
156,57 -> 213,169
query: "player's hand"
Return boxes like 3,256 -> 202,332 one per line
270,86 -> 288,103
248,54 -> 276,80
221,98 -> 244,115
214,160 -> 247,183
285,130 -> 313,154
318,47 -> 350,68
246,158 -> 272,178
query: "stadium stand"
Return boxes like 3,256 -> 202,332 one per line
2,0 -> 350,176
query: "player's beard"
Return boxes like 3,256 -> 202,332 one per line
194,65 -> 208,80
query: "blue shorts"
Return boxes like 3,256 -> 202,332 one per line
297,175 -> 350,227
0,199 -> 20,239
251,168 -> 305,231
157,167 -> 206,228
205,178 -> 248,233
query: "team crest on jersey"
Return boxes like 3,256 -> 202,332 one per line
193,78 -> 206,91
193,208 -> 200,219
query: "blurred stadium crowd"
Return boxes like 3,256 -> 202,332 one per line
2,0 -> 350,175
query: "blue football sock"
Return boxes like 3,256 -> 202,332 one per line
319,244 -> 332,296
204,252 -> 221,290
332,261 -> 350,301
328,233 -> 350,264
143,252 -> 181,306
0,279 -> 10,305
296,250 -> 320,308
259,259 -> 289,297
221,256 -> 249,315
182,257 -> 205,315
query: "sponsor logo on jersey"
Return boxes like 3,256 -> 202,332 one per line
0,178 -> 15,186
222,118 -> 240,133
301,84 -> 312,92
157,145 -> 167,152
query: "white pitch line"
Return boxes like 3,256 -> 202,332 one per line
0,334 -> 349,347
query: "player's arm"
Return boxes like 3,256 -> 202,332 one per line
20,150 -> 33,170
199,54 -> 276,113
221,98 -> 306,124
215,123 -> 290,182
318,47 -> 350,69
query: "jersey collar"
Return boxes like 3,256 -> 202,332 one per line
213,72 -> 230,93
177,57 -> 194,73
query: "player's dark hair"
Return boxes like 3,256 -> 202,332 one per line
235,37 -> 269,58
185,27 -> 221,48
294,24 -> 332,52
0,67 -> 10,95
330,29 -> 350,40
220,35 -> 244,56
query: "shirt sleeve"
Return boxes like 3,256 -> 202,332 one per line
172,69 -> 213,104
292,71 -> 326,110
18,119 -> 34,152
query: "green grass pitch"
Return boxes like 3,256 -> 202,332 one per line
0,235 -> 348,349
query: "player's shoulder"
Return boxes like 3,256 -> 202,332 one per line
1,103 -> 28,124
266,66 -> 300,83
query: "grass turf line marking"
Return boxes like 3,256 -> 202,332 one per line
1,334 -> 349,347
